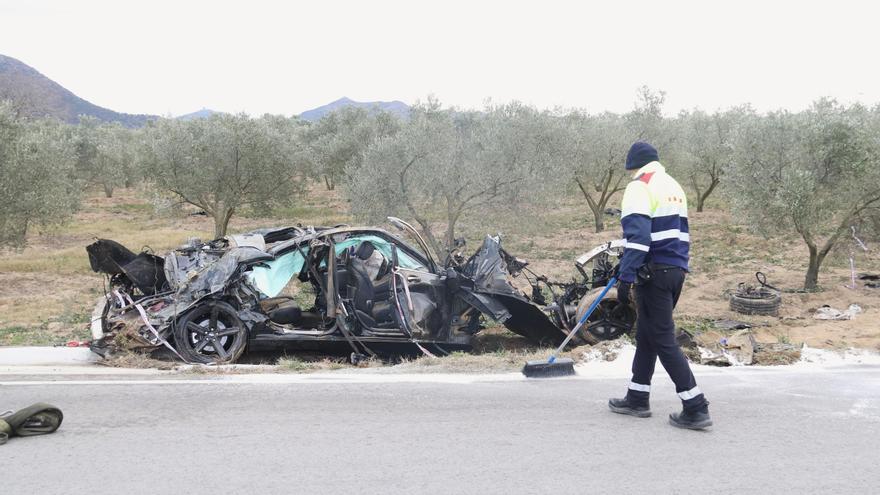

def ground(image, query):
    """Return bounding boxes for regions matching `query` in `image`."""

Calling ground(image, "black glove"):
[610,264,621,279]
[617,281,632,306]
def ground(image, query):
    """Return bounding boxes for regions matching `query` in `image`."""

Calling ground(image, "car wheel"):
[574,287,636,343]
[174,301,247,364]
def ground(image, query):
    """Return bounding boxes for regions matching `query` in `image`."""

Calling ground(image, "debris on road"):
[0,403,63,445]
[813,304,863,321]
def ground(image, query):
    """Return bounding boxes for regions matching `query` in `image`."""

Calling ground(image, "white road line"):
[1,365,875,387]
[0,374,527,386]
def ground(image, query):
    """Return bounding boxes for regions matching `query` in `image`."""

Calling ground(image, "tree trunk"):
[323,174,335,191]
[804,244,824,290]
[696,178,720,213]
[444,224,455,254]
[576,177,609,233]
[591,204,605,233]
[103,183,114,198]
[213,208,234,239]
[443,199,465,256]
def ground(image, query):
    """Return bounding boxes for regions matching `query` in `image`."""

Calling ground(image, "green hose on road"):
[0,403,63,445]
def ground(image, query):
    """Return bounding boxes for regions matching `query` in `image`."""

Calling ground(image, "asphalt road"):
[2,366,879,494]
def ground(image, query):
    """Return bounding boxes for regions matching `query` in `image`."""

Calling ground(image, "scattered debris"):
[692,328,802,367]
[723,330,756,365]
[699,348,732,367]
[752,342,801,365]
[0,403,63,445]
[713,319,752,330]
[603,207,622,216]
[813,304,863,321]
[676,329,701,362]
[728,272,781,316]
[580,340,627,362]
[698,330,756,366]
[676,328,697,348]
[858,273,880,289]
[54,340,92,348]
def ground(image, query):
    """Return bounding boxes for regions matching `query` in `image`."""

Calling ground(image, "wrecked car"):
[86,217,635,364]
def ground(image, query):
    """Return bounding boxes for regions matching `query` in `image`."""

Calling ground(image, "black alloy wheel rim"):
[184,306,242,360]
[585,301,635,340]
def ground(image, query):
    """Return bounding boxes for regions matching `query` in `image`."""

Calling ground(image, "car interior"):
[247,234,428,336]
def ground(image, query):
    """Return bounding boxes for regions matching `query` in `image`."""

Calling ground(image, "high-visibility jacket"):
[618,161,690,283]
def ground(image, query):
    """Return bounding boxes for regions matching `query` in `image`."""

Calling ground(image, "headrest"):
[355,241,376,260]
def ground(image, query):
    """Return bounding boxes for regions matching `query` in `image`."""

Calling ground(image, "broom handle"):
[548,277,618,363]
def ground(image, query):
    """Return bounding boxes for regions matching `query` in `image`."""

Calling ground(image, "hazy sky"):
[1,0,879,117]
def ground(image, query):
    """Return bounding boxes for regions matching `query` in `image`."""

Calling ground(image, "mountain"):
[176,108,221,120]
[299,97,410,122]
[0,53,157,127]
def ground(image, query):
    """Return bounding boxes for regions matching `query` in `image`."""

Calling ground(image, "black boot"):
[669,402,712,430]
[608,394,651,418]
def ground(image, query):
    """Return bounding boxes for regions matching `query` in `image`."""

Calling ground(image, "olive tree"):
[556,87,671,233]
[304,107,399,190]
[75,118,140,198]
[0,102,81,246]
[142,113,307,238]
[727,99,879,290]
[347,100,556,257]
[557,111,630,232]
[676,107,750,212]
[627,86,671,147]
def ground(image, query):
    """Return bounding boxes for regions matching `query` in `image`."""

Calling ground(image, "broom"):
[522,277,618,378]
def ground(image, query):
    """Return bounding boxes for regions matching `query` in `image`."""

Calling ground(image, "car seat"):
[346,241,397,328]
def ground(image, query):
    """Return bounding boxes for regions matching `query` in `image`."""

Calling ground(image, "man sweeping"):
[607,142,712,430]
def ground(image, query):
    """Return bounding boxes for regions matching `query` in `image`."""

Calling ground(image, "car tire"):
[573,287,636,344]
[729,291,781,316]
[173,301,248,364]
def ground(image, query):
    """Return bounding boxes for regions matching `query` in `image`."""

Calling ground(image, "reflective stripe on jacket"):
[617,161,689,283]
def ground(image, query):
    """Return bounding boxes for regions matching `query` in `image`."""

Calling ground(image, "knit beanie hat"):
[625,142,659,170]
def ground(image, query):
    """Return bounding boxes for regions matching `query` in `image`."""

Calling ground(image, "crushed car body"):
[86,218,635,364]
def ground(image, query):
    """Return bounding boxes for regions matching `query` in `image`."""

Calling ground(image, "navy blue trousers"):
[627,265,707,411]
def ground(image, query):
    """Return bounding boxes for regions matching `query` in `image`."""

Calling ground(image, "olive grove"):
[5,91,880,290]
[74,117,141,198]
[141,113,308,238]
[347,100,560,258]
[675,108,749,212]
[726,100,880,290]
[303,106,399,190]
[559,87,671,232]
[0,101,81,246]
